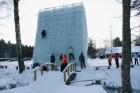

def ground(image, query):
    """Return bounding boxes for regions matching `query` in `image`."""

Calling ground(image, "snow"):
[32,72,64,93]
[57,85,106,93]
[87,58,140,90]
[0,58,140,93]
[0,71,106,93]
[33,3,88,65]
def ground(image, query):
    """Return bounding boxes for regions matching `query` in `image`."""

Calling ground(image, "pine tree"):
[113,37,122,47]
[87,39,96,58]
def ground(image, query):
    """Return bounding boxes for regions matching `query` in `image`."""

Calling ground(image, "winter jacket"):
[62,54,67,64]
[79,54,85,62]
[108,57,112,64]
[50,55,55,63]
[134,53,138,59]
[59,54,63,61]
[114,53,119,60]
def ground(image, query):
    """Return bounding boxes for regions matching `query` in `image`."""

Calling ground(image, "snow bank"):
[56,85,106,93]
[0,72,64,93]
[32,72,64,93]
[88,58,140,90]
[0,70,107,93]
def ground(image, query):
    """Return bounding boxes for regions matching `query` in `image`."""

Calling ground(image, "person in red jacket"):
[61,54,68,72]
[114,53,119,68]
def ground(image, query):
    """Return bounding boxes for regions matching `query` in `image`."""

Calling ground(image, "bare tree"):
[131,0,140,15]
[0,0,12,18]
[13,0,25,73]
[122,0,132,93]
[1,0,25,73]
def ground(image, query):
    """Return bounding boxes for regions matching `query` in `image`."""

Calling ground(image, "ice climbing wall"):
[33,3,88,65]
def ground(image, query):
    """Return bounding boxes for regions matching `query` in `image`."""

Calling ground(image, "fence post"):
[74,64,76,72]
[41,66,43,76]
[54,65,56,71]
[34,70,37,81]
[46,65,48,72]
[64,72,66,82]
[70,65,72,72]
[51,64,53,71]
[67,67,69,76]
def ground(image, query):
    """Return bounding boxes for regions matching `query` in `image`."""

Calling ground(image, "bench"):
[0,65,7,69]
[93,66,110,70]
[32,63,57,81]
[71,78,106,85]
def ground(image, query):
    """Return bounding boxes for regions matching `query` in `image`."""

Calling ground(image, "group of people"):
[108,53,120,68]
[50,48,86,72]
[108,52,139,68]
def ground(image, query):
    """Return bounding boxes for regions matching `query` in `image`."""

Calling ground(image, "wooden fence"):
[63,63,76,85]
[32,63,56,81]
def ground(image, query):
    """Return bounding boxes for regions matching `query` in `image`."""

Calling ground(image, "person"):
[130,55,133,64]
[33,63,40,69]
[59,53,63,67]
[79,52,86,69]
[114,53,119,68]
[50,53,55,70]
[108,55,112,67]
[61,54,68,72]
[134,53,139,66]
[59,53,63,62]
[41,30,46,39]
[69,47,75,61]
[50,53,55,63]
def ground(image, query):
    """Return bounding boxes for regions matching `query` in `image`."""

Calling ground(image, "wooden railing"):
[63,63,76,85]
[32,63,56,81]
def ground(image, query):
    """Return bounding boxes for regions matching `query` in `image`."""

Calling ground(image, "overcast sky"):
[0,0,140,48]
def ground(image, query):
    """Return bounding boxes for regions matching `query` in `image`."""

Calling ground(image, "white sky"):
[0,0,140,48]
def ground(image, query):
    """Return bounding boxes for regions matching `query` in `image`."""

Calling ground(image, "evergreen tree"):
[87,39,97,58]
[0,39,34,59]
[113,37,122,47]
[0,39,6,57]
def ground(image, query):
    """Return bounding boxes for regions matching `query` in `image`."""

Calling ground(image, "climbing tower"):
[33,3,88,65]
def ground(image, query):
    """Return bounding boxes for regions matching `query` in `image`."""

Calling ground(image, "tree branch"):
[115,0,122,4]
[131,25,140,30]
[131,0,140,8]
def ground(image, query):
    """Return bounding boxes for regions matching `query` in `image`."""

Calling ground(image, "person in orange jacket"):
[108,55,112,67]
[61,54,68,72]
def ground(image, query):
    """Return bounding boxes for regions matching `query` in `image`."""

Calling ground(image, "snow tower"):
[33,3,88,65]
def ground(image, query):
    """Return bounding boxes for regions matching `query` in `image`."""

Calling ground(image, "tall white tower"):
[33,3,88,65]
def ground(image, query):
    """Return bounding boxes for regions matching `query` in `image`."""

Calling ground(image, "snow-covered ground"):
[0,60,33,91]
[87,58,140,90]
[0,58,140,93]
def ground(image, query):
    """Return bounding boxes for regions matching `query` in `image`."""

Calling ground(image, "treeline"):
[0,39,33,58]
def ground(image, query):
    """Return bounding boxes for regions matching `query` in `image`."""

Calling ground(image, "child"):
[108,55,112,67]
